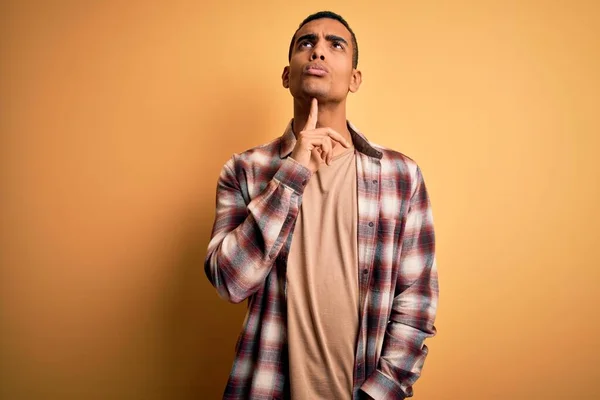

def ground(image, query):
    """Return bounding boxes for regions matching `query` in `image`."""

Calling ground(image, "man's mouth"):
[304,63,329,77]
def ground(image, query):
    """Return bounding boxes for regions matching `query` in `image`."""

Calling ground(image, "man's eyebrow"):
[295,33,349,46]
[325,34,348,46]
[295,33,318,45]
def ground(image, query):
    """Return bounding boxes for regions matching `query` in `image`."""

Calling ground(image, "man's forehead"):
[295,18,351,41]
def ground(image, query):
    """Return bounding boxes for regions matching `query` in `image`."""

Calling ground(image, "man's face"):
[283,18,361,103]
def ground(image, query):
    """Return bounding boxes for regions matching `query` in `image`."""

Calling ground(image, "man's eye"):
[300,41,313,48]
[332,41,343,49]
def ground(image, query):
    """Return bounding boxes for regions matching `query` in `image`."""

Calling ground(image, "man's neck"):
[291,98,353,153]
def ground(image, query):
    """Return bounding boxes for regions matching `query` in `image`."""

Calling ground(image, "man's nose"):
[310,44,325,61]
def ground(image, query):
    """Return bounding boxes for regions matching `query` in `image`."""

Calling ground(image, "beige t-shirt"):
[286,146,360,399]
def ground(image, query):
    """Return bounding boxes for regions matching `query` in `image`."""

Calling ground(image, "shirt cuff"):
[273,157,312,194]
[360,370,407,400]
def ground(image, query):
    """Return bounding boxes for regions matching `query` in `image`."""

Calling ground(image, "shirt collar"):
[278,119,383,159]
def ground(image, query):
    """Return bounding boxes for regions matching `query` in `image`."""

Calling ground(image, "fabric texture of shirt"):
[204,120,438,400]
[286,145,359,400]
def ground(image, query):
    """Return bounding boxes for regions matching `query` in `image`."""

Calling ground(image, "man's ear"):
[349,69,362,93]
[282,66,290,89]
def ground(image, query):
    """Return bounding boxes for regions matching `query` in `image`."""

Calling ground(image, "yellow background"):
[1,1,599,399]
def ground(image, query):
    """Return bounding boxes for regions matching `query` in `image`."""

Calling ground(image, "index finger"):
[304,98,318,131]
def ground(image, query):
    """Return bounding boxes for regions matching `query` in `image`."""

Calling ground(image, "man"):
[204,11,438,400]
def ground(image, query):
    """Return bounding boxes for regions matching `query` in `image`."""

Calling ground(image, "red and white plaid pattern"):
[205,120,438,399]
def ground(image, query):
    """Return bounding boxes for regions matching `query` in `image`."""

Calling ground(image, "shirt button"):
[368,222,374,227]
[362,269,368,275]
[372,179,378,184]
[301,179,307,186]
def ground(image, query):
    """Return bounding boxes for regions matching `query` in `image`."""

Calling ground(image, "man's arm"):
[204,100,350,304]
[204,155,311,304]
[361,165,439,399]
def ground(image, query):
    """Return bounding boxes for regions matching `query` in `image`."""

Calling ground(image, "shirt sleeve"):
[360,165,439,399]
[204,155,312,303]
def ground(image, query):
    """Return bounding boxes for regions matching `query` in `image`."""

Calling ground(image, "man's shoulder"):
[225,136,282,163]
[370,141,420,173]
[350,121,419,173]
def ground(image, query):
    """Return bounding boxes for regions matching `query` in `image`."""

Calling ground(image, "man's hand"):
[289,98,351,173]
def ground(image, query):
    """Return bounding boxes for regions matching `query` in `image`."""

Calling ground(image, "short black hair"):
[288,11,359,69]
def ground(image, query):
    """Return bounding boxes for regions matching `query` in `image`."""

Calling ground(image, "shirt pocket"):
[371,218,400,293]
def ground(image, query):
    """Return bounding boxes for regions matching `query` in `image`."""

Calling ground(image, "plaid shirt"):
[205,120,438,400]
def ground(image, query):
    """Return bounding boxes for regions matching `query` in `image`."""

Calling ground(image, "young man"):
[205,11,438,400]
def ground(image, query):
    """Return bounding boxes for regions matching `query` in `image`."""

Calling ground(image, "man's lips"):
[304,63,329,77]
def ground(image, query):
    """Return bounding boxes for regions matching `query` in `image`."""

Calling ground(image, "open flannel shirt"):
[205,120,438,400]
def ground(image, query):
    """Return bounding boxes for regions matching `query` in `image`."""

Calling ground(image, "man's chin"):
[298,86,329,101]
